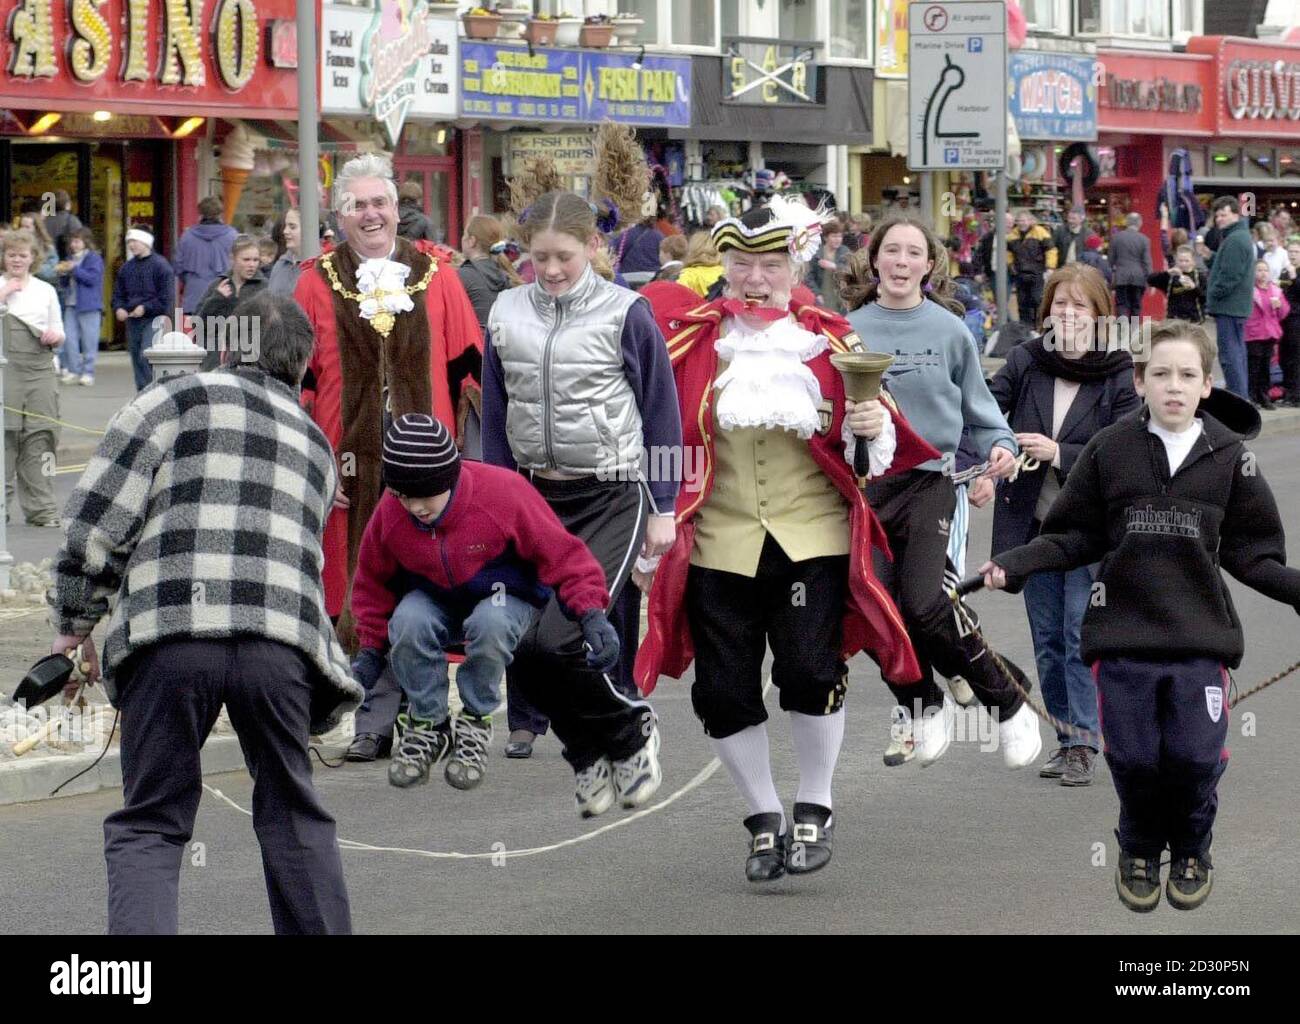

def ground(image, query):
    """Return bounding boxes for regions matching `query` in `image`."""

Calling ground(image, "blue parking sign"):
[944,148,960,165]
[969,37,983,53]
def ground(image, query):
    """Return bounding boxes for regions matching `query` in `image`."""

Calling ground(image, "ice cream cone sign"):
[219,124,259,223]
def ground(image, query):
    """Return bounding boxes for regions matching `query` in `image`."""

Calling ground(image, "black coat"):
[994,393,1300,669]
[987,339,1142,555]
[1147,267,1207,322]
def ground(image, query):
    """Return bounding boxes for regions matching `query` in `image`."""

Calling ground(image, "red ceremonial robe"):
[634,288,940,694]
[295,239,483,619]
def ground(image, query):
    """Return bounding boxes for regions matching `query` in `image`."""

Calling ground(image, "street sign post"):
[908,2,1008,170]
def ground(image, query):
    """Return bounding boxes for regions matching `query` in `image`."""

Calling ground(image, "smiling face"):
[1047,281,1097,357]
[1015,212,1033,233]
[395,490,451,524]
[1067,209,1084,230]
[723,250,797,314]
[340,176,397,259]
[1136,338,1212,433]
[872,224,934,308]
[529,227,600,297]
[283,210,301,254]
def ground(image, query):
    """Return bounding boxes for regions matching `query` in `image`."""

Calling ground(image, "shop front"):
[0,0,298,283]
[677,41,871,228]
[457,40,691,225]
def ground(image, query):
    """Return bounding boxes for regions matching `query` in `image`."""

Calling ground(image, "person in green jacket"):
[1199,196,1256,399]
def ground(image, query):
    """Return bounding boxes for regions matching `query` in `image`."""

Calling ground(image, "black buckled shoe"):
[786,802,834,875]
[744,813,789,883]
[345,732,392,763]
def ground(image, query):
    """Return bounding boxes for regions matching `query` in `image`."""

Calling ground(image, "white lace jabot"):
[713,316,828,439]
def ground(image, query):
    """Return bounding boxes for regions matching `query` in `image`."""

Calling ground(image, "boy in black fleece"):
[978,320,1300,913]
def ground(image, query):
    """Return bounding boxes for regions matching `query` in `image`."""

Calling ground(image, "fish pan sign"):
[908,2,1008,170]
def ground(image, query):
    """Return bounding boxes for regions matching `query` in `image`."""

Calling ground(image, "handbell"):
[830,351,895,478]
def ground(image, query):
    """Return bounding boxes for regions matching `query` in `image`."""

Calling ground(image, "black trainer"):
[387,714,451,789]
[743,813,789,883]
[1115,846,1162,913]
[786,802,834,875]
[1166,853,1213,910]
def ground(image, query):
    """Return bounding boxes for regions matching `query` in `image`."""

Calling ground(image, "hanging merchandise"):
[1161,149,1206,233]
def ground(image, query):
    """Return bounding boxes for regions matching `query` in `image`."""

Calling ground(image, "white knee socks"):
[789,709,845,811]
[713,724,783,828]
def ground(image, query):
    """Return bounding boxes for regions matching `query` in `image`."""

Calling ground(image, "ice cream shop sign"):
[0,0,299,117]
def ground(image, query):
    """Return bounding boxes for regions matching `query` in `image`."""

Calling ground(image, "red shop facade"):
[0,0,300,290]
[1096,36,1300,316]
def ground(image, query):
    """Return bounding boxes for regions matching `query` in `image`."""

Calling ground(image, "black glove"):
[580,610,621,675]
[350,648,385,691]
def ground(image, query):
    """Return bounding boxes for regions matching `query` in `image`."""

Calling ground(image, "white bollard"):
[143,329,207,382]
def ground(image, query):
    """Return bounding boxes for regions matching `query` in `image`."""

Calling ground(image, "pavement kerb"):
[0,735,248,807]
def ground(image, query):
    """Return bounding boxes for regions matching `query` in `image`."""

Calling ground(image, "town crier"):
[636,197,939,884]
[294,154,482,652]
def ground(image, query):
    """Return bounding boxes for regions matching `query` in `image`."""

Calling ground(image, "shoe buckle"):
[792,823,820,843]
[752,832,776,853]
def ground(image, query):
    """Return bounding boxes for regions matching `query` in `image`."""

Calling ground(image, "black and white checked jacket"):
[50,366,363,733]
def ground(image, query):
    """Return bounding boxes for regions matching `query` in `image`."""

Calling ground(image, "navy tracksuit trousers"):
[1094,657,1230,860]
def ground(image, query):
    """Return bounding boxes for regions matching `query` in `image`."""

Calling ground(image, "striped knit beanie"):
[382,414,460,498]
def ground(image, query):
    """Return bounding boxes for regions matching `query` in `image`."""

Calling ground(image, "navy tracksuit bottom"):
[1094,657,1230,860]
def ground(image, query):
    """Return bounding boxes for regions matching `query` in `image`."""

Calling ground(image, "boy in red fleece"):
[349,414,620,793]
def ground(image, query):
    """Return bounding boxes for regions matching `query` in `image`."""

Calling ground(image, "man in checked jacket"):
[48,292,363,935]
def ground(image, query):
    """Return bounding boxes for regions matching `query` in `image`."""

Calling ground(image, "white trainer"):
[612,721,662,809]
[574,758,616,818]
[999,703,1043,769]
[914,695,956,766]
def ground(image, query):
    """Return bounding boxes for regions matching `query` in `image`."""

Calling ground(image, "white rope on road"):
[200,681,769,863]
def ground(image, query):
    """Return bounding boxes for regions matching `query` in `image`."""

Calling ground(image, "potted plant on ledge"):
[580,13,614,48]
[524,13,559,46]
[463,7,502,39]
[494,5,532,39]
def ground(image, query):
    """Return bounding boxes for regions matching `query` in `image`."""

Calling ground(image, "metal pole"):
[298,1,321,261]
[920,171,933,225]
[0,314,13,590]
[995,166,1009,328]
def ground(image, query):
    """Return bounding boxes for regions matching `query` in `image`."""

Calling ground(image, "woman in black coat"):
[988,263,1141,787]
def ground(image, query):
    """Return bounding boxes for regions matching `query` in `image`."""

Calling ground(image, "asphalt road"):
[3,435,1299,935]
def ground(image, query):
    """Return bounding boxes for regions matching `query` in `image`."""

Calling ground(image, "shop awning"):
[237,119,384,152]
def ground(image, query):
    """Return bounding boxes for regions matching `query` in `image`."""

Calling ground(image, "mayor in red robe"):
[294,163,482,636]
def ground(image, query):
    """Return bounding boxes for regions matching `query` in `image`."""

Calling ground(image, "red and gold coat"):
[634,285,939,693]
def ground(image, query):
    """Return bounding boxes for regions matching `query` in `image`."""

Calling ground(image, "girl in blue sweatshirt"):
[844,213,1041,770]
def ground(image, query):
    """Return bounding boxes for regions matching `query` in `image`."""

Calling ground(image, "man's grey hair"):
[1126,212,1142,229]
[235,291,315,387]
[335,153,398,208]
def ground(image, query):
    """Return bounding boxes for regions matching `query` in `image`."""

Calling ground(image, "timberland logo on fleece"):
[49,956,151,1004]
[1125,504,1202,538]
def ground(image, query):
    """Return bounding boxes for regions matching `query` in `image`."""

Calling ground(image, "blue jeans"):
[1213,314,1248,399]
[61,309,102,377]
[126,316,153,390]
[388,589,537,724]
[1023,566,1100,750]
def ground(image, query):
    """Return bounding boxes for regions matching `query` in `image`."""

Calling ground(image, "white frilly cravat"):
[714,316,828,439]
[355,256,415,323]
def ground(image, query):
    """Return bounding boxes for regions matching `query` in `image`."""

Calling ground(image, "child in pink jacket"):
[1246,259,1290,409]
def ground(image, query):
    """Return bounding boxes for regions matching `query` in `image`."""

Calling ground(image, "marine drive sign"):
[0,0,299,117]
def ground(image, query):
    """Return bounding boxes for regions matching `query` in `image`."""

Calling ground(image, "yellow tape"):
[1,406,107,435]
